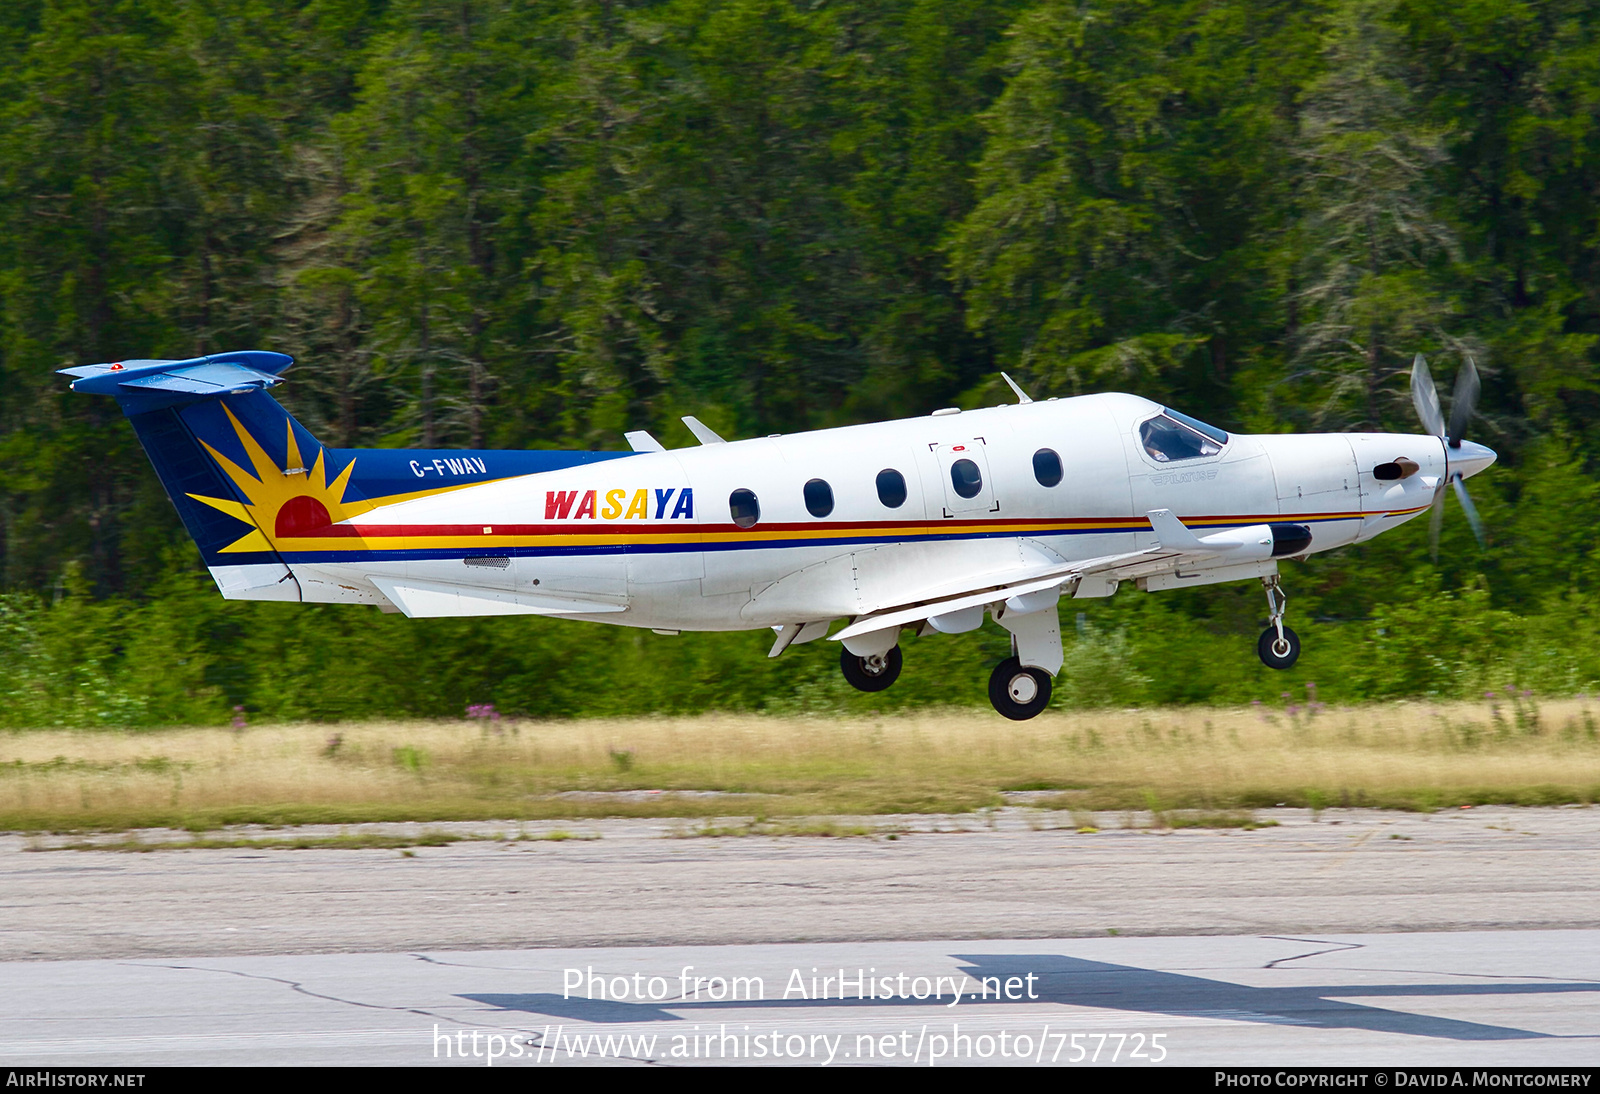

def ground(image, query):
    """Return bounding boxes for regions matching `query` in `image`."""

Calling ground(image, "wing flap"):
[832,511,1267,643]
[833,572,1078,643]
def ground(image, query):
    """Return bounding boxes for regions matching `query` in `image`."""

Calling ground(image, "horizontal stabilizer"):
[60,351,292,389]
[60,352,294,411]
[117,362,282,396]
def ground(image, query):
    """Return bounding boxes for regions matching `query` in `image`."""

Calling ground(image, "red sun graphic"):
[276,495,333,537]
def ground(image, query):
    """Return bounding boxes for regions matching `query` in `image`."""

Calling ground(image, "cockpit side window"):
[1163,407,1228,445]
[1140,411,1226,463]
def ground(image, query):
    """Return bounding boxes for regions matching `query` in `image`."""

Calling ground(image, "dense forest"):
[3,0,1600,725]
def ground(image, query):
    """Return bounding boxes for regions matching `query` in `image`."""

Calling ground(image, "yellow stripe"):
[270,510,1434,555]
[278,512,1403,553]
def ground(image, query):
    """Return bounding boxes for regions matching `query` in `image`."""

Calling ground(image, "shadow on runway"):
[462,952,1600,1040]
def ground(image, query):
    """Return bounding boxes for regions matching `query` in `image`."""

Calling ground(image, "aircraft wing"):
[832,510,1276,643]
[831,548,1171,643]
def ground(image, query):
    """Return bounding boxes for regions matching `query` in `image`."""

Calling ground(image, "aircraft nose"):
[1447,439,1496,480]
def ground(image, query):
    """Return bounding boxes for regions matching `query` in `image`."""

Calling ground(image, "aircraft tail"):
[61,350,637,603]
[60,351,315,599]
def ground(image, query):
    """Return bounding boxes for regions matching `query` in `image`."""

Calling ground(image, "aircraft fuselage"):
[230,392,1461,631]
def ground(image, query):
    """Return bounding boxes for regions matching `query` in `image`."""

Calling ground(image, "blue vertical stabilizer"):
[60,350,636,600]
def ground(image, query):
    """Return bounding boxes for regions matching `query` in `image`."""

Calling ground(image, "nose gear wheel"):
[1257,625,1300,669]
[1257,575,1299,669]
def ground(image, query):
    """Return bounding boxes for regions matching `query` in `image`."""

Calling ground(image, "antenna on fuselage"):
[681,416,727,445]
[1000,372,1034,404]
[624,430,666,453]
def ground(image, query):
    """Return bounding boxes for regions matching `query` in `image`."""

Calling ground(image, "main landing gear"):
[840,644,902,692]
[988,657,1053,721]
[833,601,1064,719]
[1257,575,1300,670]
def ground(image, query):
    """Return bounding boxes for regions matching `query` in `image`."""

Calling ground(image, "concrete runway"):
[2,933,1598,1066]
[2,806,1598,960]
[2,806,1598,1065]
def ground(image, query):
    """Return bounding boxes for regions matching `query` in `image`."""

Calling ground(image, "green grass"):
[24,827,601,851]
[667,818,880,838]
[27,830,470,852]
[2,700,1598,831]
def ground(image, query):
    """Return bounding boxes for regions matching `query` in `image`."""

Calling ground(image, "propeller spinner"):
[1410,353,1495,557]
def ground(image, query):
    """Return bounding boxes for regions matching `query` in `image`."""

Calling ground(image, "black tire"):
[840,644,902,692]
[1257,625,1301,670]
[988,656,1053,720]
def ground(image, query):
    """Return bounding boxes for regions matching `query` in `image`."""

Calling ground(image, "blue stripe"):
[272,514,1370,565]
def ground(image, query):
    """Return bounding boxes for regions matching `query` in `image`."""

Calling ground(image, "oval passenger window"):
[876,469,907,509]
[729,488,760,529]
[803,478,834,518]
[950,458,982,499]
[1033,448,1063,488]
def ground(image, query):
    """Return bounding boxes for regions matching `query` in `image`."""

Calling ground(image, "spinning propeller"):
[1409,353,1492,557]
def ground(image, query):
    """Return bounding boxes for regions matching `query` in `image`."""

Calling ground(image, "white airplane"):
[62,352,1494,719]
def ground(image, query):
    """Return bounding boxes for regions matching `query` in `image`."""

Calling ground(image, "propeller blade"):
[1428,479,1445,562]
[1451,474,1486,549]
[1447,357,1480,448]
[1411,353,1444,438]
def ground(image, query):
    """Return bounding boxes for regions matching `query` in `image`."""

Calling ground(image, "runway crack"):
[1314,967,1600,984]
[120,960,546,1043]
[409,952,540,973]
[1261,936,1366,968]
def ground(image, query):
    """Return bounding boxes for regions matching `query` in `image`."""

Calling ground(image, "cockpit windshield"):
[1140,408,1228,462]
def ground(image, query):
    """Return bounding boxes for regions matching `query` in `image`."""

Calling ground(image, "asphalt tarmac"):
[2,932,1597,1066]
[3,806,1598,960]
[1,806,1596,1066]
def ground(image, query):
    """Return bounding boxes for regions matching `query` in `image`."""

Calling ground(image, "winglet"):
[624,430,666,453]
[1145,509,1204,550]
[681,416,727,445]
[1000,372,1034,404]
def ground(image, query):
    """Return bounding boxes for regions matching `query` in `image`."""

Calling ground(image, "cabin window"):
[803,478,834,518]
[1139,413,1225,463]
[729,488,760,528]
[876,468,907,509]
[950,458,983,498]
[1032,448,1063,488]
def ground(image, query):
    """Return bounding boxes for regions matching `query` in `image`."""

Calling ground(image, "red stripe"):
[332,519,1110,537]
[307,510,1378,539]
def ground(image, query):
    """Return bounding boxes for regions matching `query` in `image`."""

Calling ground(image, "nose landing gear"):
[1257,575,1300,670]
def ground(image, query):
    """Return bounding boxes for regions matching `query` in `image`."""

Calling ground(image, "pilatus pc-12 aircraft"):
[62,351,1494,719]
